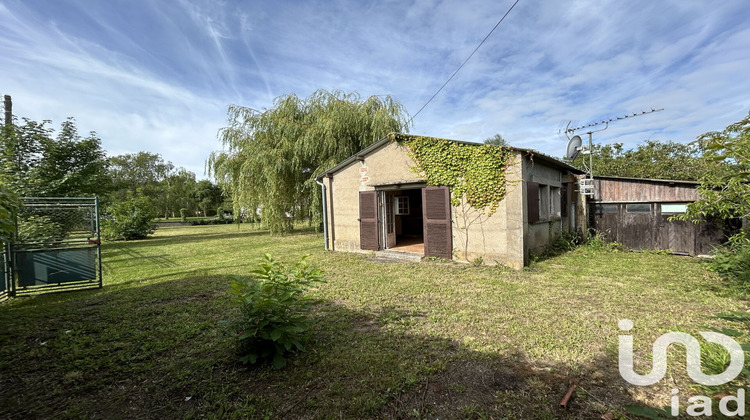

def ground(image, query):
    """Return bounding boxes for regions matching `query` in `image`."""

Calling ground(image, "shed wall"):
[593,178,699,202]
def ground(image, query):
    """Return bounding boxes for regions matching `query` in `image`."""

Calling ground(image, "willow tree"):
[208,89,411,234]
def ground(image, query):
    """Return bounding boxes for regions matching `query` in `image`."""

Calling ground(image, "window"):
[395,196,410,215]
[539,185,549,221]
[527,182,540,223]
[626,203,651,213]
[550,186,561,218]
[527,182,562,223]
[597,204,618,213]
[661,203,688,214]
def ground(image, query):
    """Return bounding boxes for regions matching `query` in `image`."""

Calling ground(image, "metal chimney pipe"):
[3,95,11,126]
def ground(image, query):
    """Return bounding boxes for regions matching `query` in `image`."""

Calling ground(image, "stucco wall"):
[522,154,567,260]
[324,141,423,252]
[450,150,525,269]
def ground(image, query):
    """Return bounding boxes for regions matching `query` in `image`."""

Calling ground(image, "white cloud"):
[0,0,748,179]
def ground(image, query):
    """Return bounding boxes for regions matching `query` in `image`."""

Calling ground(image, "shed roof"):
[316,133,584,180]
[592,175,699,185]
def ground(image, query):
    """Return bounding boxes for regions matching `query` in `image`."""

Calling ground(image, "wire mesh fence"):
[5,197,102,297]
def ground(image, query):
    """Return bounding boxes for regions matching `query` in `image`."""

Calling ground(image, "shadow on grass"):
[0,274,653,419]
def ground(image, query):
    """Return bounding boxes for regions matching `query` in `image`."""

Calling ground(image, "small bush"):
[710,233,750,285]
[228,254,325,368]
[190,218,235,226]
[584,231,625,252]
[101,194,157,240]
[179,208,188,222]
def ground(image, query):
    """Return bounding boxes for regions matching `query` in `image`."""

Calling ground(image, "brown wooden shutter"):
[527,182,540,223]
[359,191,379,250]
[422,186,452,259]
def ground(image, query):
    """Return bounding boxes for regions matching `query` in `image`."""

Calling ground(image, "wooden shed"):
[588,176,733,254]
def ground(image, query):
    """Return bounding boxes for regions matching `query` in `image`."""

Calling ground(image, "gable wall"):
[324,141,423,252]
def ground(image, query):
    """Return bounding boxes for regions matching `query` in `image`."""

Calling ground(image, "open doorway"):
[381,189,424,254]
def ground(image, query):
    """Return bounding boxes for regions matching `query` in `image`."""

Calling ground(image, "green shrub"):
[584,231,625,252]
[710,233,750,285]
[179,208,188,222]
[190,218,234,226]
[101,194,157,240]
[228,254,325,368]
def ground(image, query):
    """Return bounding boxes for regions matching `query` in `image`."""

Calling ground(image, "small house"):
[316,134,585,268]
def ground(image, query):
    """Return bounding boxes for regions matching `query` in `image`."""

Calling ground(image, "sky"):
[1,0,749,179]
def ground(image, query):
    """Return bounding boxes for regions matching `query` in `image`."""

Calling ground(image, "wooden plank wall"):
[593,178,699,202]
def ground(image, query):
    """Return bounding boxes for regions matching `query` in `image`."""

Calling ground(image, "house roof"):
[316,133,584,180]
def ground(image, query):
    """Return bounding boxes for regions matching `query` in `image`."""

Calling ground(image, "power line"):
[408,0,521,125]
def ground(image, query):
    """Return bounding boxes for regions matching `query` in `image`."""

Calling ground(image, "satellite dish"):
[566,135,582,160]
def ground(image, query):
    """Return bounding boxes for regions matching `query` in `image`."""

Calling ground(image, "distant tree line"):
[566,139,724,181]
[0,115,226,240]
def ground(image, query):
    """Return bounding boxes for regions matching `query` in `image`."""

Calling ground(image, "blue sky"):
[1,0,749,178]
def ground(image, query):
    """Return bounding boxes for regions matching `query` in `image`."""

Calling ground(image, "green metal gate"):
[8,197,102,297]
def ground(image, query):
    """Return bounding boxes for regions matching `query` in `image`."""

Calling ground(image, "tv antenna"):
[561,108,664,196]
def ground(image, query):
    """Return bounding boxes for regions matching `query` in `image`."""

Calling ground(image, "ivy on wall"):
[392,133,514,216]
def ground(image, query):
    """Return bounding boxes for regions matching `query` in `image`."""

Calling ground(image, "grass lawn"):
[0,224,747,419]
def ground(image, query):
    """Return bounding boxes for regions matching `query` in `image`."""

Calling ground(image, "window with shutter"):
[422,186,452,259]
[527,182,540,223]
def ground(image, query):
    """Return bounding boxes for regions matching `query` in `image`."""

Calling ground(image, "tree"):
[0,118,44,195]
[108,152,198,218]
[108,152,174,201]
[676,111,750,283]
[192,180,223,216]
[159,168,197,218]
[483,134,508,147]
[0,117,111,197]
[209,89,411,234]
[33,118,111,196]
[567,140,712,181]
[0,184,18,243]
[679,112,749,224]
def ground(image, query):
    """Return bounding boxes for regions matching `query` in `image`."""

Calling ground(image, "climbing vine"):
[393,133,514,216]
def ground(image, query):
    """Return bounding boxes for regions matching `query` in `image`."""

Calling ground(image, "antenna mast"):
[563,108,664,196]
